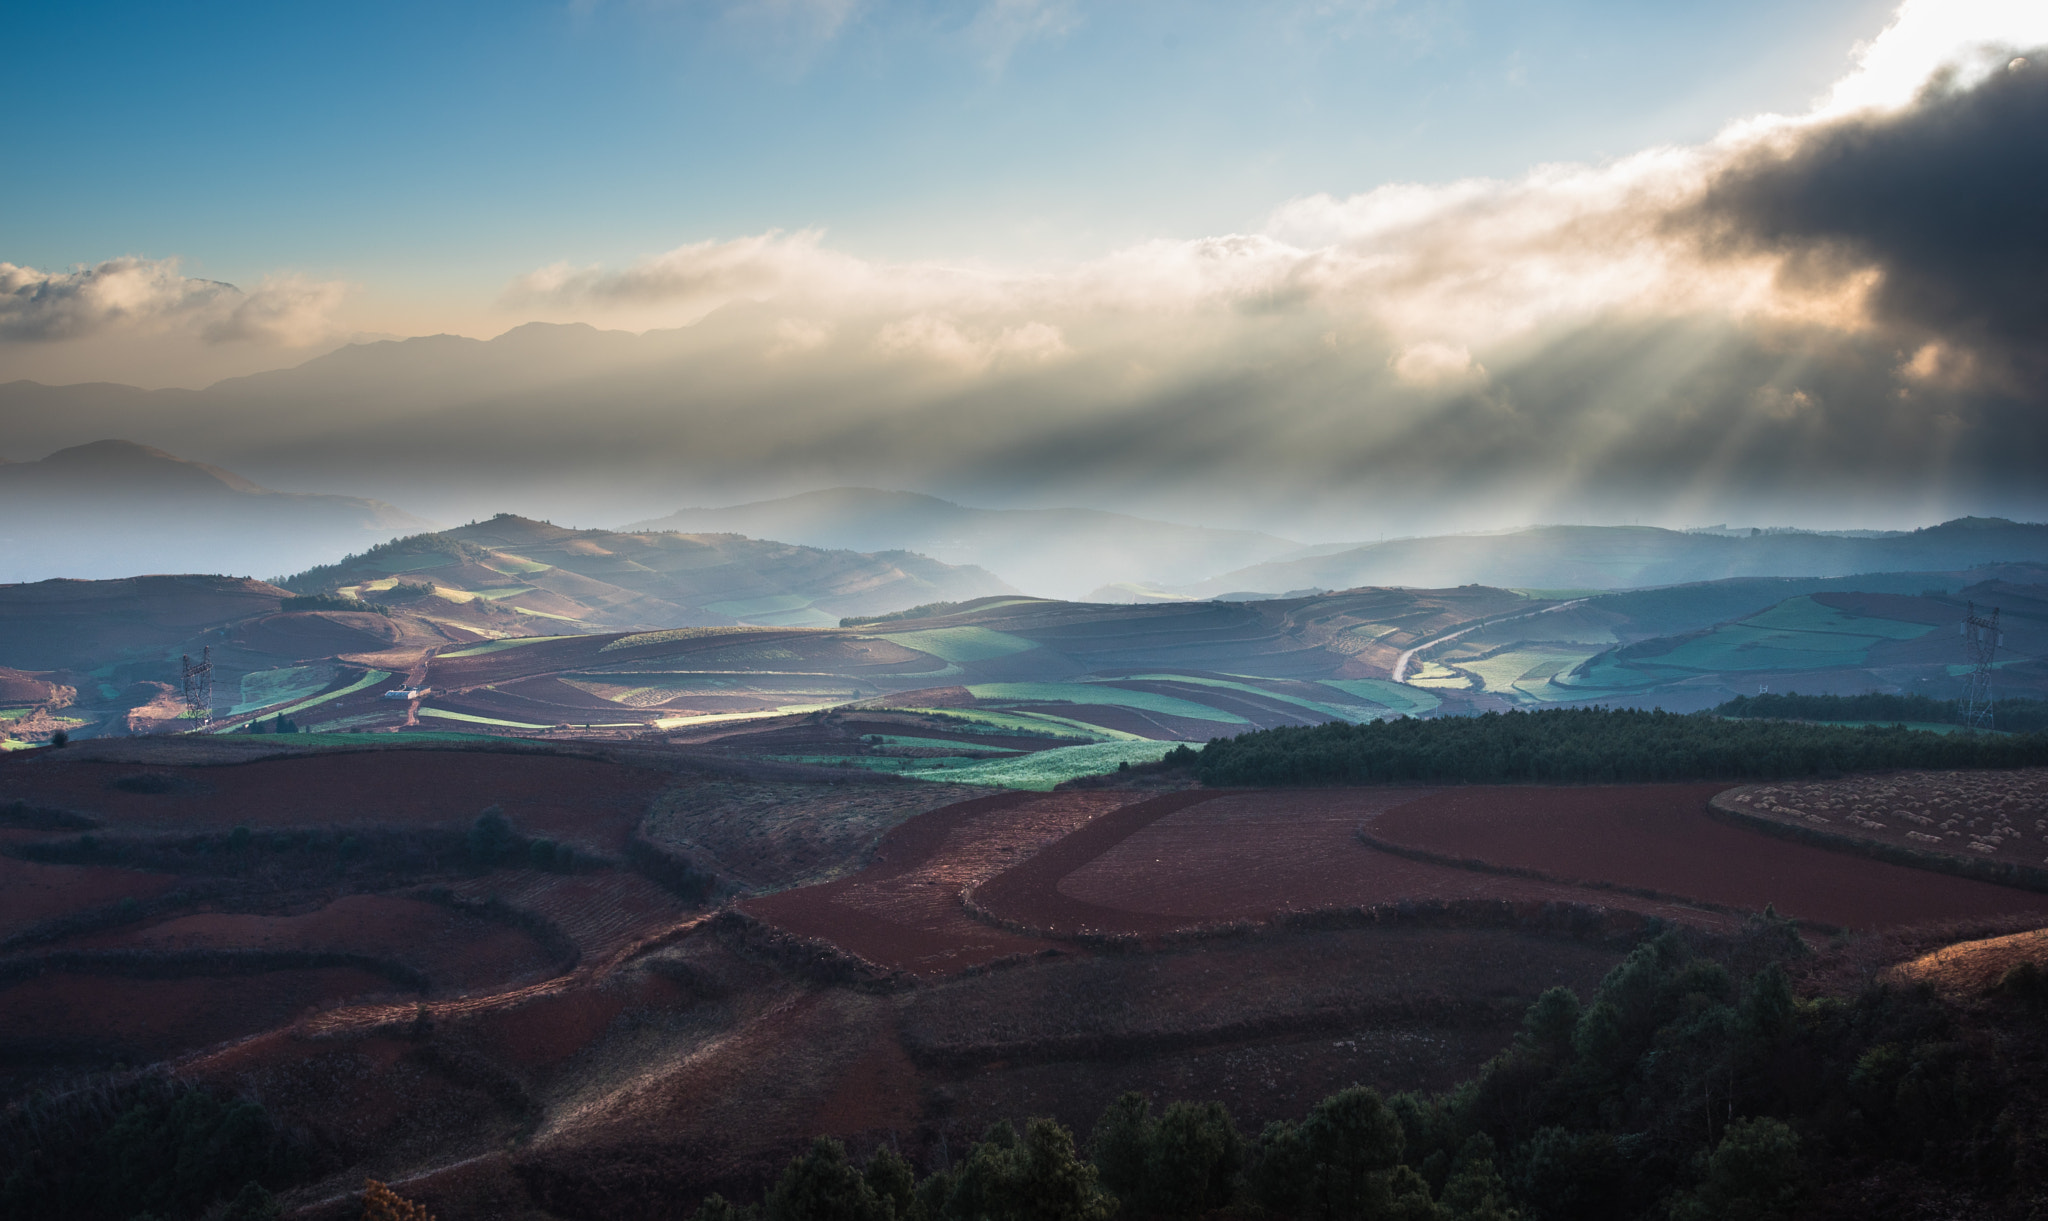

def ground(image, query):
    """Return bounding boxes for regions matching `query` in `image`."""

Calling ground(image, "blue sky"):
[8,0,1894,290]
[2,0,2042,536]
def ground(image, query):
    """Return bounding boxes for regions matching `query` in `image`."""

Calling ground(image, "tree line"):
[1714,691,2048,734]
[1175,707,2048,787]
[691,914,2037,1220]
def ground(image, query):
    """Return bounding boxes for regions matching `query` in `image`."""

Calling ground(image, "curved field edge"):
[1706,789,2048,895]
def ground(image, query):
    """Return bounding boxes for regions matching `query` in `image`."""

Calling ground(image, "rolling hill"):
[623,488,1304,600]
[0,440,432,583]
[1191,519,2048,596]
[283,513,1017,634]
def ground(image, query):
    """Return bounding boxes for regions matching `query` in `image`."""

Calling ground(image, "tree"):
[767,1138,891,1221]
[1438,1136,1517,1221]
[1253,1087,1430,1221]
[467,807,515,869]
[221,1180,282,1221]
[866,1146,917,1220]
[943,1119,1115,1221]
[1088,1093,1153,1206]
[1668,1118,1802,1221]
[1145,1101,1241,1217]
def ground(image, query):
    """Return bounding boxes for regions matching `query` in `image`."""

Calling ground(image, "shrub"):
[362,1179,437,1221]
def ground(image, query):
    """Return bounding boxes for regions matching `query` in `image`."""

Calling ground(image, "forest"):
[1714,692,2048,734]
[1182,708,2048,787]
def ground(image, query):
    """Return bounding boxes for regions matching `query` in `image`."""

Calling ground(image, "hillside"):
[624,488,1303,600]
[1193,519,2048,596]
[0,440,432,583]
[284,513,1016,633]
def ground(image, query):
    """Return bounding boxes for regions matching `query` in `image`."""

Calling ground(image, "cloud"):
[1687,51,2048,392]
[0,257,346,347]
[462,12,2048,528]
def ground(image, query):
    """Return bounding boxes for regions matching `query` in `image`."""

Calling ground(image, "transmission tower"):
[180,646,215,729]
[1959,602,2002,732]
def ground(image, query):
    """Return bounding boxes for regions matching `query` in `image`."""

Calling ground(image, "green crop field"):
[1403,661,1472,689]
[905,739,1181,790]
[900,706,1129,741]
[598,626,781,653]
[1560,593,1949,691]
[481,555,552,575]
[1458,645,1606,701]
[1740,596,1937,640]
[700,595,835,629]
[1316,679,1441,716]
[864,734,1026,753]
[877,626,1039,663]
[1118,674,1380,722]
[233,665,334,715]
[254,669,392,722]
[966,682,1249,724]
[513,606,582,622]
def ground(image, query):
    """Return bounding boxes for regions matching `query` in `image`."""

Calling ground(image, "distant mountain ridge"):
[624,488,1303,600]
[0,440,433,583]
[1191,519,2048,596]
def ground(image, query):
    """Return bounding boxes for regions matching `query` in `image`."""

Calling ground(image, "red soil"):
[1027,790,1732,935]
[0,967,398,1066]
[0,750,667,852]
[234,611,406,659]
[0,854,180,940]
[1369,784,2048,930]
[62,894,559,990]
[741,790,1144,975]
[444,868,690,963]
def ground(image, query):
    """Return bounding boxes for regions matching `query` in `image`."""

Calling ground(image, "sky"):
[1,0,2044,536]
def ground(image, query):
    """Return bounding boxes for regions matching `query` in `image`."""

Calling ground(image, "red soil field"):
[0,967,400,1068]
[62,894,560,991]
[0,854,180,940]
[233,611,409,658]
[1022,790,1732,935]
[0,749,668,852]
[1368,784,2048,930]
[445,868,689,963]
[741,789,1144,975]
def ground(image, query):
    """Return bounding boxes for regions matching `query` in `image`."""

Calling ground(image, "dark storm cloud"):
[1689,53,2048,390]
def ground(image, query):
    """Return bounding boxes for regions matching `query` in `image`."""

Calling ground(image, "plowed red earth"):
[62,894,559,990]
[0,968,398,1066]
[1367,784,2048,930]
[1007,790,1733,935]
[0,750,665,852]
[0,854,180,940]
[740,790,1144,975]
